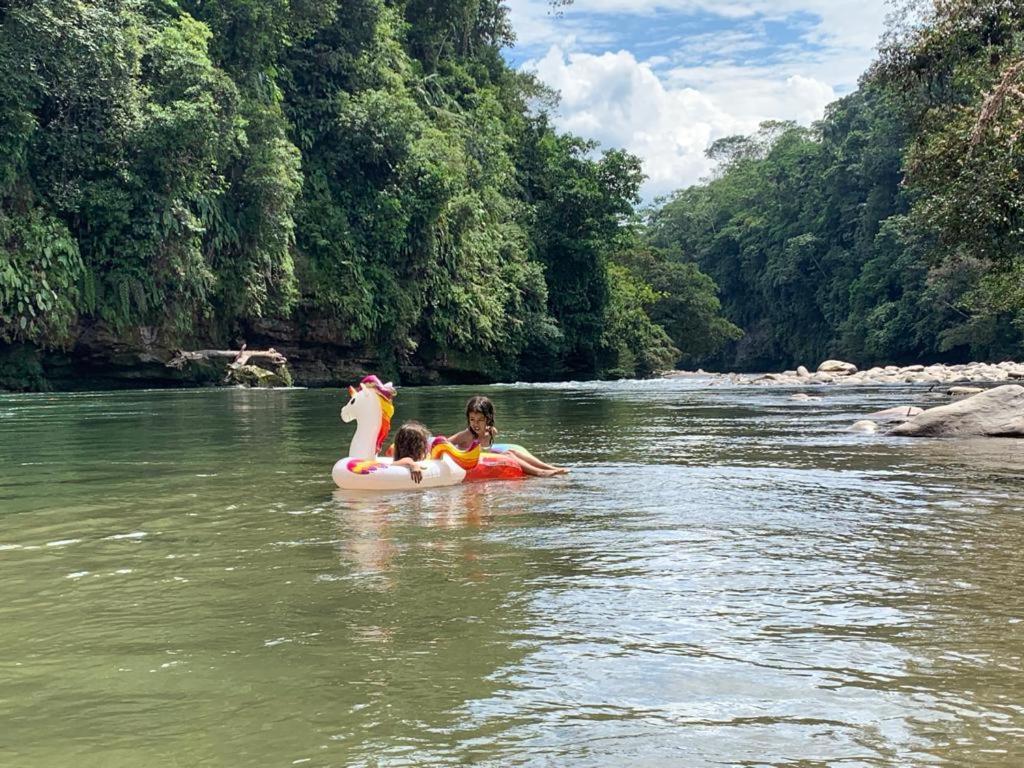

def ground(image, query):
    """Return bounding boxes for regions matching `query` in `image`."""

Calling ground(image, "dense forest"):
[649,0,1024,371]
[0,0,733,389]
[1,0,1022,390]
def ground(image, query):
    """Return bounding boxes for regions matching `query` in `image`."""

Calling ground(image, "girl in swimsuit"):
[449,396,568,477]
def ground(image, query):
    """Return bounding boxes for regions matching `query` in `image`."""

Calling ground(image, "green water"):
[1,380,1023,767]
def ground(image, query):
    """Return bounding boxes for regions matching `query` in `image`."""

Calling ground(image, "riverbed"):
[1,379,1022,766]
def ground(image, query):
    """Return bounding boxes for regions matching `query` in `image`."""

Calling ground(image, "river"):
[1,378,1022,767]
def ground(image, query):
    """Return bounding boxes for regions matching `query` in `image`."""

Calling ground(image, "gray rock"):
[888,385,1024,438]
[818,359,858,375]
[796,365,811,377]
[864,406,924,422]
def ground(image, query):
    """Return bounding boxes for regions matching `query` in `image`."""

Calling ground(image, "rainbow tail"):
[429,437,480,469]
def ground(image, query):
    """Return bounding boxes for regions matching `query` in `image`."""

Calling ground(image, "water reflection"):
[321,484,552,765]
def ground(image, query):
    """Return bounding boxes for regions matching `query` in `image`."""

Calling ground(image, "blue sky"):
[504,0,890,198]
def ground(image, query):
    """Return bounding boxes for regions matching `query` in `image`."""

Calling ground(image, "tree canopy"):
[5,0,1020,389]
[0,0,736,387]
[648,0,1024,370]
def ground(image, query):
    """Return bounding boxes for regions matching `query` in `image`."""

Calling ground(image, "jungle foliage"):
[0,0,733,384]
[648,0,1024,370]
[5,0,1019,384]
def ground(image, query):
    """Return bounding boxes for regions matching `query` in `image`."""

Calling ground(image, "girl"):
[392,420,431,484]
[450,396,568,477]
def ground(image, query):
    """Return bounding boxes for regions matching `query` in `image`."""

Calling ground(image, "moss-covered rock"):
[228,364,290,388]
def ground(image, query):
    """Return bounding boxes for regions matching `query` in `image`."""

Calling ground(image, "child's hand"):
[410,464,423,484]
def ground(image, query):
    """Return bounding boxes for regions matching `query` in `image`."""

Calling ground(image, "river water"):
[1,378,1022,767]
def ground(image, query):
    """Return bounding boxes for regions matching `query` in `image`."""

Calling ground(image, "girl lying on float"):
[331,376,565,491]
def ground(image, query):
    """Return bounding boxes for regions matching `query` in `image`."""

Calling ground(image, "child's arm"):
[449,429,472,450]
[393,457,424,484]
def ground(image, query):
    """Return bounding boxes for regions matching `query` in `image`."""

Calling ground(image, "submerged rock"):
[849,420,879,433]
[888,385,1024,438]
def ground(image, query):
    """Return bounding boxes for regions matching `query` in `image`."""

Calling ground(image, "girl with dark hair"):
[450,396,568,477]
[392,421,431,484]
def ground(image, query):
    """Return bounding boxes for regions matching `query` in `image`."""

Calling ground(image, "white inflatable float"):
[331,376,523,491]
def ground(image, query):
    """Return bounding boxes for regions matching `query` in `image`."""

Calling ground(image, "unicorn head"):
[341,375,396,458]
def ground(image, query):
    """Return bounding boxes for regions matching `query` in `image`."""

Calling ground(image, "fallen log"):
[166,347,287,371]
[165,346,292,387]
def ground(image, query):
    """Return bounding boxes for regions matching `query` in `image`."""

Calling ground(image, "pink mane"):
[361,375,396,400]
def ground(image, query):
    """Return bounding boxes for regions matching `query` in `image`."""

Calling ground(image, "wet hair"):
[394,421,430,462]
[465,396,495,437]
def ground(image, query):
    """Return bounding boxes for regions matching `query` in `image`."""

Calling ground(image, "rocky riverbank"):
[668,359,1024,388]
[665,360,1024,438]
[0,317,488,392]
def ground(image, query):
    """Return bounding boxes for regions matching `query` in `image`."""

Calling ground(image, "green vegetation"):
[0,0,734,388]
[648,0,1024,370]
[4,0,1022,389]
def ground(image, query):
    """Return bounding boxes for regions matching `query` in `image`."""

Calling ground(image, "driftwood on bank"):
[165,346,292,386]
[166,347,287,371]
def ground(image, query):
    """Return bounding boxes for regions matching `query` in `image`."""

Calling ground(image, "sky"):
[504,0,891,199]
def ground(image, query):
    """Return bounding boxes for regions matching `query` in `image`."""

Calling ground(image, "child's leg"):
[511,453,558,477]
[508,449,568,475]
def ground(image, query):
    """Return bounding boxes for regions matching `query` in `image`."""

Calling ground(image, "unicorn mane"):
[357,375,396,455]
[429,436,480,470]
[375,395,394,455]
[361,375,396,400]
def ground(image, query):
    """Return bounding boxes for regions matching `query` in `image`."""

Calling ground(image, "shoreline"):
[665,360,1024,388]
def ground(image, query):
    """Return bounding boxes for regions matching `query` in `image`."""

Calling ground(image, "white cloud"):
[508,0,889,198]
[527,47,837,198]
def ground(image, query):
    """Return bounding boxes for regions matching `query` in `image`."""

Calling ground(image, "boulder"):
[756,373,801,384]
[888,384,1024,438]
[796,365,811,377]
[849,420,878,433]
[818,359,858,375]
[229,364,290,388]
[864,406,924,422]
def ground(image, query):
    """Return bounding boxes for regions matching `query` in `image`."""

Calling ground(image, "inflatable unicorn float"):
[332,375,525,490]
